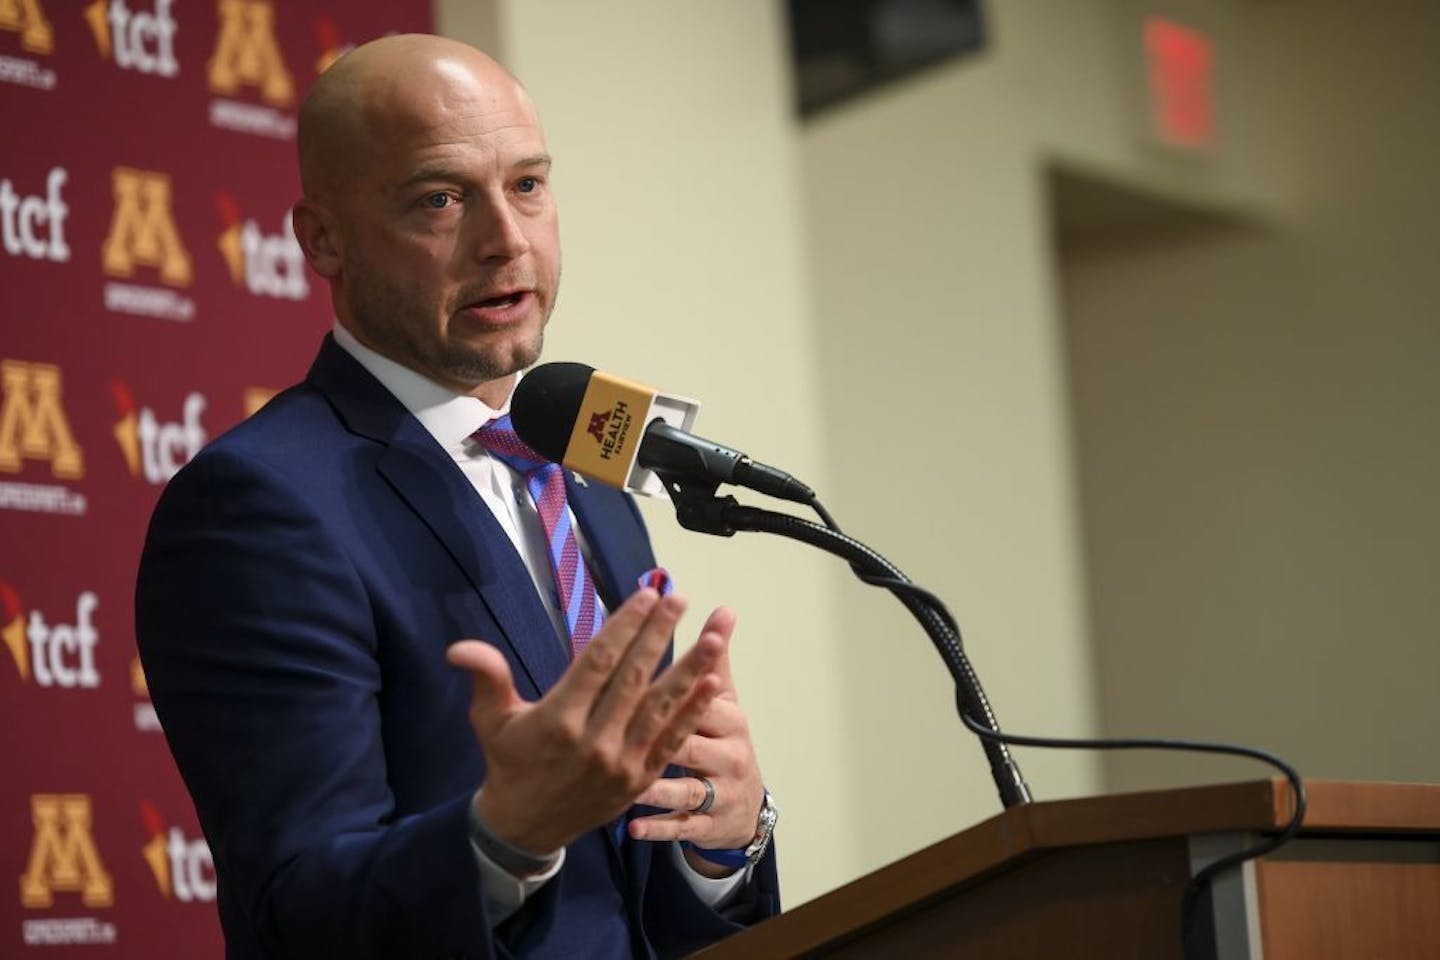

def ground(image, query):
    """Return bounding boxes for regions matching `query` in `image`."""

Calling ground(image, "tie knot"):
[473,414,554,478]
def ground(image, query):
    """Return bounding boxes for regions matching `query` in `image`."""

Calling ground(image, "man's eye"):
[424,192,455,209]
[516,177,538,194]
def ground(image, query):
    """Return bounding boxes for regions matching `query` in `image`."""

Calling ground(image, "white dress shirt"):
[331,324,747,925]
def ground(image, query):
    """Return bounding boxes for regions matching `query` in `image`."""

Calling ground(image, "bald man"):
[137,34,778,959]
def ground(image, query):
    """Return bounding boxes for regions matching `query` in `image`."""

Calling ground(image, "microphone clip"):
[654,469,741,537]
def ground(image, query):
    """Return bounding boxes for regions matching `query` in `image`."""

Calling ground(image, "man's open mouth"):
[461,289,534,324]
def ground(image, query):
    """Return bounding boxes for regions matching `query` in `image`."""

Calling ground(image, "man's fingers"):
[621,607,735,750]
[664,730,726,772]
[588,593,688,729]
[627,810,711,844]
[623,628,724,751]
[692,695,748,739]
[642,669,724,773]
[550,588,661,705]
[447,640,523,738]
[634,776,712,813]
[696,607,739,698]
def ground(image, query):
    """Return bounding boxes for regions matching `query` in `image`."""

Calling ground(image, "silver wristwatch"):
[743,791,779,866]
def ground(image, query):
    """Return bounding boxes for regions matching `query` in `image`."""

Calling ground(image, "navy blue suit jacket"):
[136,336,779,958]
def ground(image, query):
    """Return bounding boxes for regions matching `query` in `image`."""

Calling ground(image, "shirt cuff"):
[670,840,752,910]
[468,789,565,926]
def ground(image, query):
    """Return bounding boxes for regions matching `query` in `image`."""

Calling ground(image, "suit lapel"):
[306,336,570,697]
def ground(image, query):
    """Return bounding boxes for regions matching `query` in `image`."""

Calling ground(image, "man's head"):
[292,34,558,404]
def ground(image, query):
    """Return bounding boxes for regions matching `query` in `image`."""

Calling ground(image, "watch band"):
[742,789,778,863]
[685,789,778,869]
[469,798,560,878]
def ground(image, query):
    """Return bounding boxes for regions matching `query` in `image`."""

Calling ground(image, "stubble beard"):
[343,266,549,391]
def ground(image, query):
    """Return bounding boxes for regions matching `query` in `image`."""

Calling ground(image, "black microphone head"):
[510,362,595,462]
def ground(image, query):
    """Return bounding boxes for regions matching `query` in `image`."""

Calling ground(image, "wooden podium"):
[695,779,1440,959]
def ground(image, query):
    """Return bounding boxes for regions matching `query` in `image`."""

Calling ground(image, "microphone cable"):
[747,493,1306,958]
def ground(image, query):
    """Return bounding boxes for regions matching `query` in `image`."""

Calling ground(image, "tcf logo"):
[311,13,349,75]
[216,190,308,301]
[1,166,69,263]
[1,582,101,689]
[208,0,292,105]
[0,359,84,480]
[110,380,207,484]
[85,0,179,77]
[140,802,215,902]
[0,0,53,55]
[19,795,114,909]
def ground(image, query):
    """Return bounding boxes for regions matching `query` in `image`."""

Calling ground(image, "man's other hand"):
[627,624,766,878]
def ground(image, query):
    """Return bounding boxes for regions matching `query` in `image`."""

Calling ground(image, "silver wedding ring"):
[689,775,716,814]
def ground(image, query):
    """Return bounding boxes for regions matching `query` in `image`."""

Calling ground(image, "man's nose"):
[472,193,531,261]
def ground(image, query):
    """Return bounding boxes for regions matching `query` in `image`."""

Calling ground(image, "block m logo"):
[208,0,293,106]
[0,360,84,479]
[0,0,53,55]
[101,167,193,287]
[19,794,114,908]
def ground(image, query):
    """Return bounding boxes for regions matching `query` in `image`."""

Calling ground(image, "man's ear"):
[291,199,342,279]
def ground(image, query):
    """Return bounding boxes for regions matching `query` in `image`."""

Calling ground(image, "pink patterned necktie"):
[473,415,604,657]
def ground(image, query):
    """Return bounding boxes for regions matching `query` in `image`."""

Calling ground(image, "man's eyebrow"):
[397,155,553,191]
[397,166,460,190]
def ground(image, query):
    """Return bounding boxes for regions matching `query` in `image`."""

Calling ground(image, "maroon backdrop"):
[2,1,432,953]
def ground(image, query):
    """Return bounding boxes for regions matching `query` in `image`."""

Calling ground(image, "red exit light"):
[1145,16,1217,150]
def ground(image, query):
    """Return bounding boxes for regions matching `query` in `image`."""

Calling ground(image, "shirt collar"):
[331,321,510,453]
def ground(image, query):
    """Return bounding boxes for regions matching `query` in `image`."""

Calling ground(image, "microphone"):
[510,362,814,504]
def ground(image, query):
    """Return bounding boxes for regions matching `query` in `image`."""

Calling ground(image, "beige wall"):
[1061,0,1440,791]
[798,5,1116,872]
[802,0,1440,871]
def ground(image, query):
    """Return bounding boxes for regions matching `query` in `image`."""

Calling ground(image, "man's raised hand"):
[446,589,733,856]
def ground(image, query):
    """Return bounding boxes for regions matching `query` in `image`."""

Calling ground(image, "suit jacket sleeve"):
[136,446,498,959]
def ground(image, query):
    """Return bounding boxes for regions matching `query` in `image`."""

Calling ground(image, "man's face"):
[329,63,560,398]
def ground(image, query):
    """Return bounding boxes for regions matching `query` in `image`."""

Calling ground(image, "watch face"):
[744,794,778,863]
